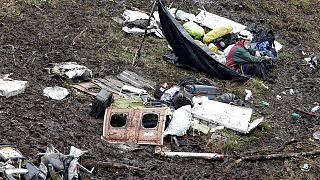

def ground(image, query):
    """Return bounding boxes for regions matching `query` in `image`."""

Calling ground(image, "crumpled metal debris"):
[46,62,92,81]
[43,86,69,100]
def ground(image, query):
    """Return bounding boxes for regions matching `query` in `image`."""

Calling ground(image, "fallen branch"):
[291,106,320,117]
[235,150,320,164]
[241,138,298,156]
[83,160,144,172]
[72,27,88,46]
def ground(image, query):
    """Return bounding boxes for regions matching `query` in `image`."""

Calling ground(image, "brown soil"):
[0,0,320,179]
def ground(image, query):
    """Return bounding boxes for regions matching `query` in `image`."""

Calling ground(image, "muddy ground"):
[0,0,320,179]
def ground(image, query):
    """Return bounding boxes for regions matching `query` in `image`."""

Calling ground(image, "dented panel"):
[102,107,167,145]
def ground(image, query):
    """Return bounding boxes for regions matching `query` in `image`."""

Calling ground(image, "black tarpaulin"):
[157,0,249,80]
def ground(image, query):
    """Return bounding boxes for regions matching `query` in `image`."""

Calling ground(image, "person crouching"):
[226,30,272,79]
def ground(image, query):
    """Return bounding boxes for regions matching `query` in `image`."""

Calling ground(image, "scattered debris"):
[291,113,301,118]
[154,146,224,161]
[46,62,92,81]
[122,10,163,38]
[117,70,156,90]
[191,96,264,133]
[245,89,252,101]
[291,106,320,117]
[311,105,320,113]
[0,74,28,98]
[313,131,320,140]
[164,105,191,137]
[304,56,317,69]
[167,8,196,22]
[190,118,224,135]
[43,86,69,100]
[121,85,147,95]
[262,101,269,107]
[276,95,282,100]
[0,145,27,179]
[38,145,94,179]
[300,163,311,172]
[289,88,294,95]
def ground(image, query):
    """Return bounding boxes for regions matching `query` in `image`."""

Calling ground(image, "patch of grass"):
[300,174,312,180]
[257,121,272,132]
[17,0,59,6]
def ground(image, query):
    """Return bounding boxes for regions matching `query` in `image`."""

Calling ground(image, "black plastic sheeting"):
[157,0,249,80]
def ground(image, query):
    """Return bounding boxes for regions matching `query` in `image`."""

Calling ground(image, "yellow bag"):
[208,43,223,54]
[194,40,204,46]
[203,25,233,44]
[183,21,205,40]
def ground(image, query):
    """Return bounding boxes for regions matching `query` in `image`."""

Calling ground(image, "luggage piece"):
[203,25,233,44]
[183,21,205,39]
[185,85,217,100]
[89,89,113,118]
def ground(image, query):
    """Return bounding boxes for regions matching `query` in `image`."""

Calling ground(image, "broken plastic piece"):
[120,85,147,95]
[164,105,191,137]
[245,89,252,101]
[43,86,69,100]
[313,131,320,140]
[0,75,28,98]
[291,113,301,118]
[311,105,320,113]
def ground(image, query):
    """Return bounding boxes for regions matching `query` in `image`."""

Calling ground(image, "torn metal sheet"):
[191,97,263,134]
[72,81,101,96]
[102,107,169,145]
[0,74,28,98]
[117,70,156,90]
[47,62,92,80]
[72,78,127,97]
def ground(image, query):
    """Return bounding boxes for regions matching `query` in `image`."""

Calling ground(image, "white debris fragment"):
[121,10,163,38]
[289,89,294,95]
[43,86,69,100]
[313,131,320,140]
[0,74,28,98]
[168,8,196,21]
[191,96,263,133]
[311,105,320,113]
[244,89,252,101]
[276,95,282,100]
[48,62,92,80]
[164,105,192,137]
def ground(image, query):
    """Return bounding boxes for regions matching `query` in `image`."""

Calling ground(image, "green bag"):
[183,21,205,40]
